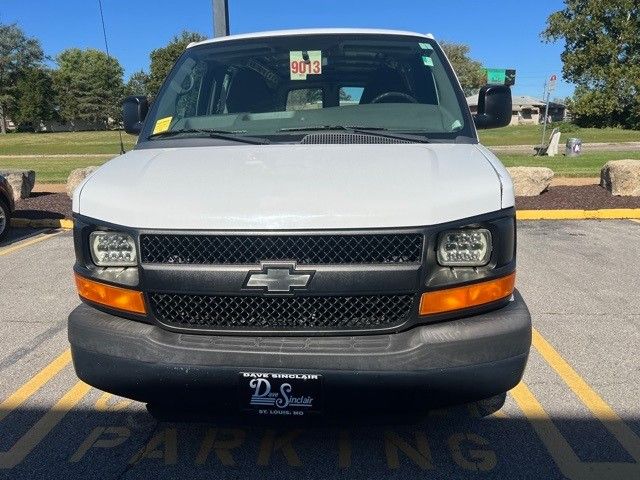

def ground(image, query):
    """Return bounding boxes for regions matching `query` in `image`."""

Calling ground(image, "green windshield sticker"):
[419,42,433,51]
[422,56,434,67]
[290,51,322,80]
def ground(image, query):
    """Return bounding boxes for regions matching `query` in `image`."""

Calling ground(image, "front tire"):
[473,392,507,417]
[0,199,10,241]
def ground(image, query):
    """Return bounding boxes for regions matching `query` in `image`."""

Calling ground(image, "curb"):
[10,218,74,229]
[9,210,640,229]
[516,209,640,220]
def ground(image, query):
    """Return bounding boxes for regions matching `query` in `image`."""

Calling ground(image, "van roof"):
[187,28,435,49]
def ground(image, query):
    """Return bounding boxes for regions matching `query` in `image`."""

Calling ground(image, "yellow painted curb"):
[517,209,640,220]
[10,218,74,229]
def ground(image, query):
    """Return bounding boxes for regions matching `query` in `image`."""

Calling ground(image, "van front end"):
[69,207,530,415]
[68,29,530,416]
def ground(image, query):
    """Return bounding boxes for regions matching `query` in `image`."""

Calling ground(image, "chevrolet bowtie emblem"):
[244,263,314,293]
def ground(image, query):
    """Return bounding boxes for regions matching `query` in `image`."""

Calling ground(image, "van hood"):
[74,143,512,230]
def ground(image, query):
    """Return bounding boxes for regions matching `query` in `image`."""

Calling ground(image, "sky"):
[1,0,571,100]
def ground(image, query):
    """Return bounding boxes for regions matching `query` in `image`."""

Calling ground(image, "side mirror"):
[122,96,149,135]
[473,85,512,129]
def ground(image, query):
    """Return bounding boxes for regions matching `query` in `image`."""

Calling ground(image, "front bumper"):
[68,291,531,411]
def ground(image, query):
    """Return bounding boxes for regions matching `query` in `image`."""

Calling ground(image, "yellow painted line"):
[0,381,92,469]
[10,218,73,229]
[491,409,508,419]
[512,380,640,480]
[517,209,640,220]
[532,328,640,462]
[511,381,588,479]
[0,350,71,423]
[0,230,64,256]
[94,392,132,412]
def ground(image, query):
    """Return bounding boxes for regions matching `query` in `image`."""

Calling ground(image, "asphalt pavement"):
[0,221,639,479]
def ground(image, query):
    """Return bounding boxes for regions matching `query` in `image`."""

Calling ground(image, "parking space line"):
[94,392,132,412]
[0,381,92,469]
[511,381,591,478]
[532,328,640,462]
[0,230,64,257]
[0,349,71,423]
[511,329,640,479]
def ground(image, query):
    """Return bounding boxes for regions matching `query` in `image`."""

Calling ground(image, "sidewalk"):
[489,141,640,154]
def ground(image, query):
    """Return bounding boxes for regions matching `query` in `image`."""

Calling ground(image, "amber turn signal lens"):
[74,273,146,314]
[419,272,515,316]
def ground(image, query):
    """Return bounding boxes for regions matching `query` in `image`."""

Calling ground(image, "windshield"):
[139,33,473,144]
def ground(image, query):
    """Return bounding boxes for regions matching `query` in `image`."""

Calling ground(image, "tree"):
[543,0,640,129]
[125,70,150,97]
[147,31,207,97]
[13,67,57,127]
[440,42,486,96]
[0,23,44,133]
[53,48,124,128]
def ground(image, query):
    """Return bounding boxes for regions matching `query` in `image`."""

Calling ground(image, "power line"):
[97,0,110,57]
[97,0,125,155]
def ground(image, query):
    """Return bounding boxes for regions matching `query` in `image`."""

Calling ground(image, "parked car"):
[68,29,531,416]
[0,175,15,241]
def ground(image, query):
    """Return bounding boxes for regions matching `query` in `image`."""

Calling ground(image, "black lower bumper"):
[68,291,531,411]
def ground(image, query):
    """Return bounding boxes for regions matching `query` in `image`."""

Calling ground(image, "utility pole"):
[213,0,230,37]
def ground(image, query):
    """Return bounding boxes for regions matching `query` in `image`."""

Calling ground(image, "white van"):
[69,29,531,416]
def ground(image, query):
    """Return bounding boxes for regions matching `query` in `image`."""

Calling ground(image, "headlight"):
[437,229,492,266]
[89,231,138,267]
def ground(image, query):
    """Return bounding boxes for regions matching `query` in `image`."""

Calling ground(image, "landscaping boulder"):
[600,160,640,196]
[67,166,99,198]
[506,167,554,197]
[0,169,36,202]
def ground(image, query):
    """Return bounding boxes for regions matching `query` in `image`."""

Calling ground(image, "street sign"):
[548,74,558,93]
[486,68,516,86]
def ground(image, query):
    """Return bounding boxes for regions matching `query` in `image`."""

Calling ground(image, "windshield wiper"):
[148,128,270,144]
[279,125,430,143]
[279,125,388,132]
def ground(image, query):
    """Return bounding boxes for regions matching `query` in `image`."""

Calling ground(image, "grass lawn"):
[0,131,136,155]
[0,127,638,182]
[4,150,637,183]
[0,126,637,155]
[497,150,640,177]
[480,125,639,146]
[0,156,112,183]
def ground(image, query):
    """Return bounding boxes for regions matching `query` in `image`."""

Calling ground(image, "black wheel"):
[0,199,10,241]
[473,392,507,417]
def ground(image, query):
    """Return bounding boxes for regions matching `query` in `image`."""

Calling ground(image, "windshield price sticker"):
[152,116,172,134]
[422,55,434,67]
[290,50,322,80]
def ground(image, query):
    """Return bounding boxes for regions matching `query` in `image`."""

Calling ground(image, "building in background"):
[466,94,567,126]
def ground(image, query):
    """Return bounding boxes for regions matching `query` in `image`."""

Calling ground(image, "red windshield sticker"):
[290,51,322,80]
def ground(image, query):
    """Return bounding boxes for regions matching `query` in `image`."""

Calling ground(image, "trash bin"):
[566,138,582,157]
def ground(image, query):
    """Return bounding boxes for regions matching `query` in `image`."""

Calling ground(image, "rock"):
[0,169,36,202]
[600,160,640,196]
[67,166,99,198]
[506,167,554,197]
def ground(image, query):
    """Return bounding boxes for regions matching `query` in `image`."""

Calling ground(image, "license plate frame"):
[239,372,322,416]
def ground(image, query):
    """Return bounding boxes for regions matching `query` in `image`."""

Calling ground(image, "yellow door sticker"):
[152,116,173,134]
[290,51,322,80]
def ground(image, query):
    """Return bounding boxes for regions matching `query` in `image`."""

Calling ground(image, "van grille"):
[140,233,423,265]
[149,293,414,331]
